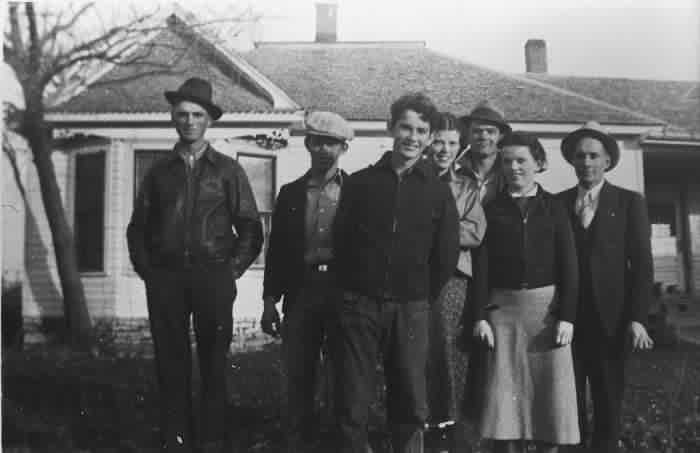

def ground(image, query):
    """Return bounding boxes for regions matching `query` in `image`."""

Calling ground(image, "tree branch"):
[38,3,94,58]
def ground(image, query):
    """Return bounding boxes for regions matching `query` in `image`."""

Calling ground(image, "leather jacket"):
[127,144,263,279]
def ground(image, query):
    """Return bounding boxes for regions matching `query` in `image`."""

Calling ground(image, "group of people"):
[127,77,655,453]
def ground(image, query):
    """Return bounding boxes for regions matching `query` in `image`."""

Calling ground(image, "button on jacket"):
[333,152,459,302]
[472,186,579,322]
[127,144,263,278]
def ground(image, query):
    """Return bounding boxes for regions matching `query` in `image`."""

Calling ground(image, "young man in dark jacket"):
[126,78,263,453]
[332,93,459,453]
[261,111,353,452]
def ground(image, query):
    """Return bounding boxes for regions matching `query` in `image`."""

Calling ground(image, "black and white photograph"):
[2,0,699,452]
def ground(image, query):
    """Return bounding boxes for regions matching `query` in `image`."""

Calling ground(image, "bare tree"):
[3,1,259,349]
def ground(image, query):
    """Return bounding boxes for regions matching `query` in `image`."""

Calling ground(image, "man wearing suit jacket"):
[261,111,353,452]
[558,121,654,453]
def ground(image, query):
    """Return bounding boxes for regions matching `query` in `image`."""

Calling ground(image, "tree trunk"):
[22,105,93,348]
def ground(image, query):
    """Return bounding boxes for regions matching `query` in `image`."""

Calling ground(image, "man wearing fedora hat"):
[455,100,512,206]
[261,111,353,452]
[127,77,263,453]
[557,121,654,453]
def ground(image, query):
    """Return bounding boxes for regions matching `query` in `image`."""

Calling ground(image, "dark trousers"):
[282,269,339,451]
[572,311,628,453]
[145,262,236,452]
[331,293,429,453]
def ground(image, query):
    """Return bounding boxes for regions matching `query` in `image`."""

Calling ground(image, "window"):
[237,153,275,267]
[75,152,105,272]
[134,149,170,199]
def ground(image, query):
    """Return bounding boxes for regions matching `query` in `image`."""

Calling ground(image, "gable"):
[51,28,276,115]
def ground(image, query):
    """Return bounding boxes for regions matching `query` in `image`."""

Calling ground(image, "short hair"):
[389,92,440,131]
[499,131,548,172]
[434,112,461,133]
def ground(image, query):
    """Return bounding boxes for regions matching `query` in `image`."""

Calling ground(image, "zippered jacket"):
[333,152,459,302]
[127,144,263,279]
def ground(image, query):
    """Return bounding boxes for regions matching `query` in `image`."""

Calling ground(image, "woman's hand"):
[555,320,574,346]
[473,320,495,349]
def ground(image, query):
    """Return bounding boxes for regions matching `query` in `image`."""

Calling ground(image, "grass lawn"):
[3,341,700,452]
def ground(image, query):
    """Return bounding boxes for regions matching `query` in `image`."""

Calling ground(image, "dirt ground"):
[3,341,700,452]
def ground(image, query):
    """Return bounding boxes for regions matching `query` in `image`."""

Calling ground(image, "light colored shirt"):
[455,149,504,205]
[177,142,208,169]
[575,179,605,218]
[304,170,343,264]
[509,184,539,198]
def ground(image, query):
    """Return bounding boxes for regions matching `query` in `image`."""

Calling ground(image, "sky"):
[3,0,699,109]
[244,0,700,81]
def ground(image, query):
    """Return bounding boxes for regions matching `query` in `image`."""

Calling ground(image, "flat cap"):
[304,111,354,141]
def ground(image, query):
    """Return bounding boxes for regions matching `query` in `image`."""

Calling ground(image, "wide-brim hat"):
[304,111,354,141]
[459,100,512,135]
[561,121,620,171]
[165,77,223,120]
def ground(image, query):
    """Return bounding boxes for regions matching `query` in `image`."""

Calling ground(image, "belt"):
[306,263,331,273]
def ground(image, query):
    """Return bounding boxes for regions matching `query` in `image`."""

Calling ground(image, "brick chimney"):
[525,39,548,73]
[315,2,338,43]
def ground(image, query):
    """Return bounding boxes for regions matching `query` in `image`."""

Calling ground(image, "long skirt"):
[479,285,580,445]
[426,275,470,424]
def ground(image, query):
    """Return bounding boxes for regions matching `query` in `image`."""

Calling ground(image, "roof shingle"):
[51,29,275,114]
[525,74,699,132]
[243,43,663,125]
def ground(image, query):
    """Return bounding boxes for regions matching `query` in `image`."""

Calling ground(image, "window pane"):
[75,152,105,272]
[134,150,170,199]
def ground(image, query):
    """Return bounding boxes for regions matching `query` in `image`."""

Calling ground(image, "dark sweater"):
[472,187,579,322]
[333,152,459,302]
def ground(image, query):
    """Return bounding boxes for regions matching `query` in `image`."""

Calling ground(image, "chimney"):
[315,2,338,43]
[525,39,548,73]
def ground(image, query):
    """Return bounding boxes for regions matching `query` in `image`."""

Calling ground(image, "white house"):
[9,5,698,347]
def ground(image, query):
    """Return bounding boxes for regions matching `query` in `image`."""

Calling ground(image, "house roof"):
[525,74,699,132]
[50,26,278,115]
[242,43,665,126]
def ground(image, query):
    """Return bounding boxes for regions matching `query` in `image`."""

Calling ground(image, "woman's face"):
[429,129,461,172]
[502,145,540,192]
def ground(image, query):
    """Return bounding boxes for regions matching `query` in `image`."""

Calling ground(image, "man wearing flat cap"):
[557,121,654,453]
[455,100,512,206]
[261,111,353,452]
[127,77,263,453]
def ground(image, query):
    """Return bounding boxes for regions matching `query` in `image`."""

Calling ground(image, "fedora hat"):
[459,100,511,135]
[165,77,223,120]
[561,121,620,171]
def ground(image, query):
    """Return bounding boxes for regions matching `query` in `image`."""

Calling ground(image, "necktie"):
[578,192,594,229]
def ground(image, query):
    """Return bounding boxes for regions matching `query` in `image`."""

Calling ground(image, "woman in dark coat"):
[425,112,486,449]
[471,132,580,453]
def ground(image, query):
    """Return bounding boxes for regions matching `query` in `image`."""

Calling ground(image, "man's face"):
[172,101,211,144]
[306,134,347,173]
[572,136,611,188]
[389,109,432,163]
[468,120,503,158]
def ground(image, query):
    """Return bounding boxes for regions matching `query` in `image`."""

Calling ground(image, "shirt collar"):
[306,168,344,188]
[375,151,430,179]
[455,148,501,181]
[577,179,605,202]
[509,183,539,198]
